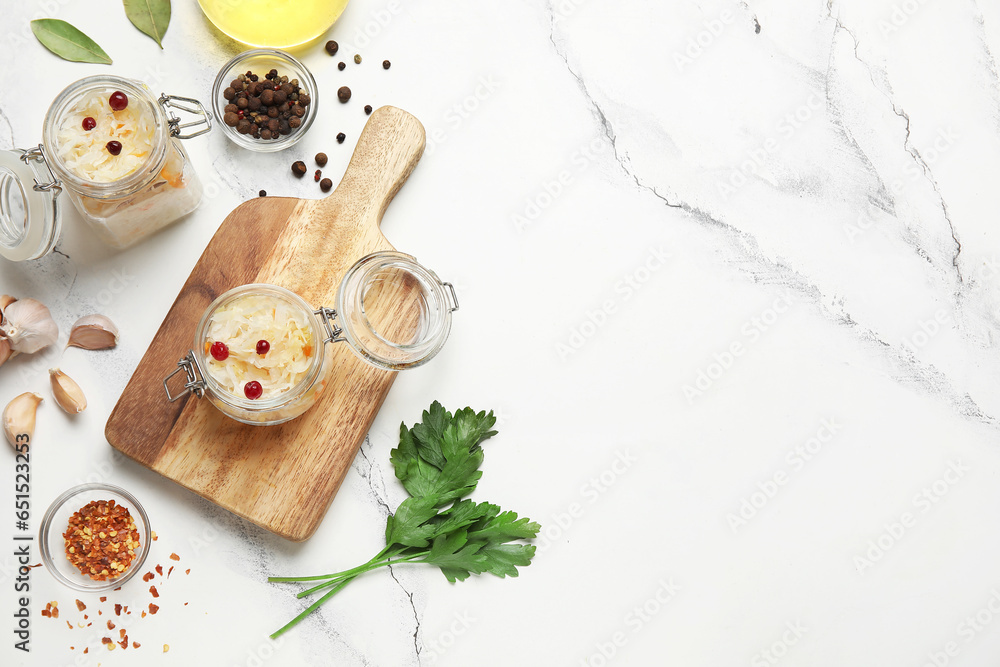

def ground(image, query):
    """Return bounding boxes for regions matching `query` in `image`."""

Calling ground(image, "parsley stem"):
[269,576,353,639]
[268,547,392,584]
[293,552,426,598]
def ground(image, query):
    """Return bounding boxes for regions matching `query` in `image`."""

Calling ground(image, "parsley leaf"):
[269,402,538,638]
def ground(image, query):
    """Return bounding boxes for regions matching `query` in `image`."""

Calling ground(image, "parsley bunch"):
[268,402,540,638]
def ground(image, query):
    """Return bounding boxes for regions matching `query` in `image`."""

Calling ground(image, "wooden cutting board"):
[105,106,426,542]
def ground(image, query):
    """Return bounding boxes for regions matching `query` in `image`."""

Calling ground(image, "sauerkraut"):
[56,90,156,183]
[203,293,316,399]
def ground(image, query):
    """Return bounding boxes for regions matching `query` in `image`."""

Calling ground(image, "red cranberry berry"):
[109,91,129,111]
[210,341,229,361]
[244,381,263,400]
[256,340,270,355]
[106,141,122,156]
[82,117,97,131]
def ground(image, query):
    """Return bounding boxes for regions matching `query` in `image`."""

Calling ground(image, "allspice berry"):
[325,40,339,56]
[338,86,351,103]
[337,132,346,144]
[291,161,307,177]
[382,60,391,70]
[338,62,346,71]
[223,111,239,127]
[315,152,328,167]
[320,178,333,193]
[364,104,373,115]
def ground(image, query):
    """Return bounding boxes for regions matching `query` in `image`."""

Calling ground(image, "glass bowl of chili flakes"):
[39,483,151,592]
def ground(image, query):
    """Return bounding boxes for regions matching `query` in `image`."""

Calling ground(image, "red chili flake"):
[98,610,102,615]
[115,603,122,616]
[84,614,88,620]
[185,569,190,575]
[100,596,106,602]
[155,564,163,576]
[133,641,140,649]
[107,620,115,630]
[123,606,129,614]
[143,571,154,582]
[167,566,174,578]
[41,609,50,618]
[150,585,159,598]
[101,637,111,645]
[141,611,146,618]
[152,532,158,541]
[114,586,122,591]
[184,602,189,606]
[66,620,73,630]
[75,599,86,611]
[119,628,127,639]
[118,637,129,650]
[148,603,159,615]
[63,500,140,582]
[83,648,89,654]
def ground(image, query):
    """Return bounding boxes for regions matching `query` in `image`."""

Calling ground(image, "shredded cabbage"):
[56,90,156,183]
[204,294,316,399]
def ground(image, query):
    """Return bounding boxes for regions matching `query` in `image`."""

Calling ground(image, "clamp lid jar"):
[0,75,211,261]
[164,252,459,426]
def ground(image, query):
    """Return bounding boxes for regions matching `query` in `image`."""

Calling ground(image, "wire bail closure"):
[316,308,346,344]
[159,94,213,139]
[19,145,62,194]
[163,351,207,402]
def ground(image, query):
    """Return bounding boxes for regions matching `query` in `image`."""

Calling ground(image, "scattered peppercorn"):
[338,86,351,103]
[354,54,362,64]
[364,104,373,115]
[259,190,266,197]
[320,177,332,193]
[337,132,346,144]
[315,152,328,167]
[325,40,339,56]
[383,60,391,69]
[314,169,322,182]
[291,161,307,177]
[338,61,346,71]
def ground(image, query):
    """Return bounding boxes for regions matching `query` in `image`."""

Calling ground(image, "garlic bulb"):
[0,299,58,355]
[50,368,87,414]
[0,339,11,368]
[68,314,119,350]
[3,392,42,448]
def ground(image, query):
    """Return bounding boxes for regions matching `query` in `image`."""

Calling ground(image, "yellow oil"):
[198,0,349,49]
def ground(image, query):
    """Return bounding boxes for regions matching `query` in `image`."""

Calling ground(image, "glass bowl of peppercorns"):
[212,49,318,152]
[38,483,151,592]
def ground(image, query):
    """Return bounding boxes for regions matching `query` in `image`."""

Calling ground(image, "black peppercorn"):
[364,104,372,115]
[315,152,328,167]
[382,60,391,69]
[291,161,307,177]
[337,132,346,144]
[338,61,346,71]
[325,40,339,56]
[259,190,266,197]
[320,178,332,192]
[338,86,351,103]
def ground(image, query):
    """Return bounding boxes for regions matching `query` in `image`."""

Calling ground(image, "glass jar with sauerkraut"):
[163,253,461,426]
[0,75,211,262]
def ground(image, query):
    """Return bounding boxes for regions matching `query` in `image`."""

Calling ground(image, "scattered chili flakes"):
[108,642,116,651]
[152,531,158,541]
[150,585,159,598]
[83,614,89,620]
[143,571,154,582]
[119,628,127,639]
[42,601,59,618]
[133,641,141,649]
[155,564,163,576]
[101,637,111,645]
[63,500,140,581]
[141,611,146,618]
[169,553,180,561]
[66,620,73,630]
[98,610,102,615]
[185,569,190,575]
[168,566,174,578]
[107,620,115,630]
[149,603,159,615]
[163,644,170,653]
[75,599,86,611]
[118,637,129,650]
[100,596,107,602]
[115,603,122,616]
[83,647,88,654]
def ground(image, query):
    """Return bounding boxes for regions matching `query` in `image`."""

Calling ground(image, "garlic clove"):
[50,368,87,414]
[0,298,58,355]
[3,392,43,448]
[0,338,13,368]
[68,314,119,350]
[0,294,16,321]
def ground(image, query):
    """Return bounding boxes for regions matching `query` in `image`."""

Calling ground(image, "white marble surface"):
[3,0,1000,664]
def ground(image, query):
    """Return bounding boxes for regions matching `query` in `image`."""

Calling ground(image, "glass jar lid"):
[336,252,459,371]
[0,146,62,262]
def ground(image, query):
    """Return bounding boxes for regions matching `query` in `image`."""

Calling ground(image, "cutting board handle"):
[325,105,426,225]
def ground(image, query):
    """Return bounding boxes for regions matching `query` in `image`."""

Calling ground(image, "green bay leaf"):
[123,0,171,48]
[30,19,112,64]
